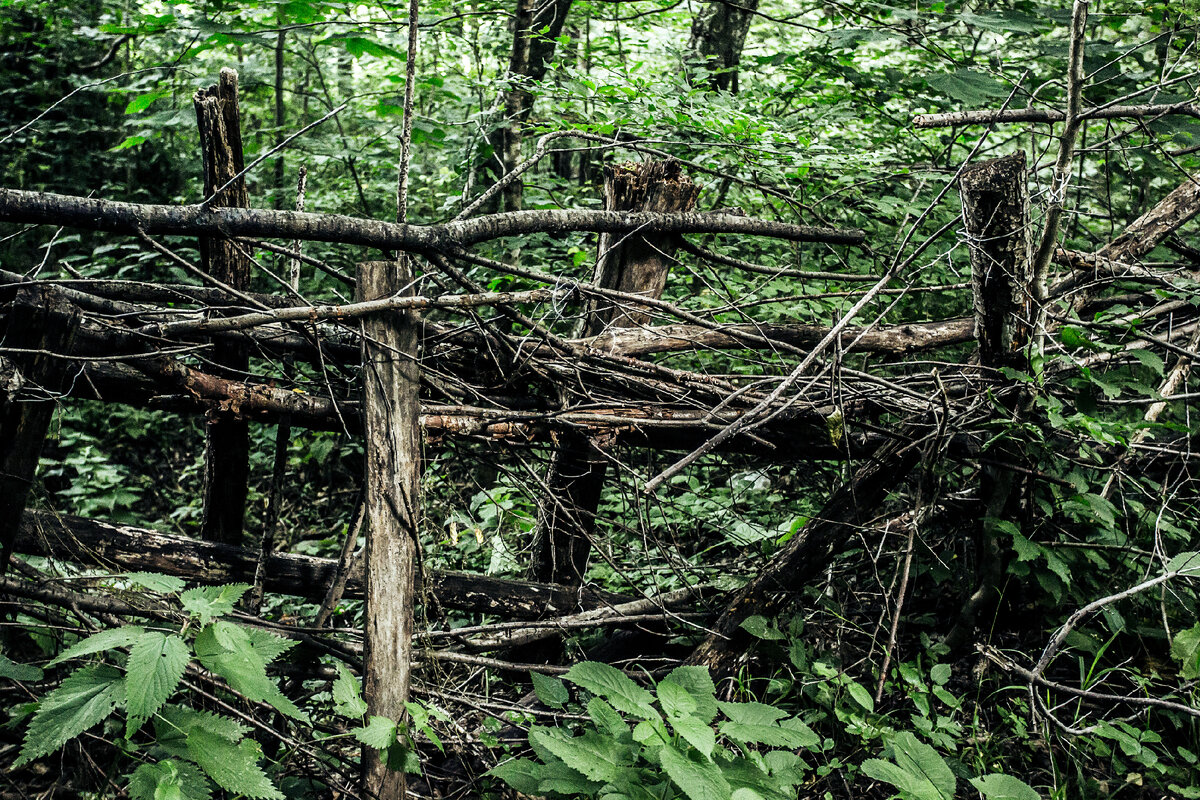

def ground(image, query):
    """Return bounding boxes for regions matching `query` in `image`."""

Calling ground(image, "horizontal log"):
[583,317,974,357]
[914,102,1200,129]
[0,189,864,253]
[13,510,625,618]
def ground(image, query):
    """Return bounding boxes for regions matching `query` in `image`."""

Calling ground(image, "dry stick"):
[677,238,881,281]
[1030,0,1089,330]
[314,496,367,629]
[138,286,563,338]
[397,0,419,225]
[873,510,918,703]
[913,100,1200,129]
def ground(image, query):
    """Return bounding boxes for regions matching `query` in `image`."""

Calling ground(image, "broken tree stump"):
[0,287,80,575]
[947,152,1034,651]
[358,260,422,798]
[195,68,253,545]
[530,161,700,586]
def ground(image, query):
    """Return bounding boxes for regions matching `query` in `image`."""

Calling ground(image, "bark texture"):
[687,0,760,92]
[358,260,421,798]
[194,68,252,545]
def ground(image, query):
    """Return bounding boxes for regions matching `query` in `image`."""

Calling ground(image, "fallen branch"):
[914,101,1200,129]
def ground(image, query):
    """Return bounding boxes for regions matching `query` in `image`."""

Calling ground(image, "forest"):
[0,0,1198,798]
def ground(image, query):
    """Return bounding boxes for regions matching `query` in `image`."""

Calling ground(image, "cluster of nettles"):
[0,575,429,800]
[491,662,1043,800]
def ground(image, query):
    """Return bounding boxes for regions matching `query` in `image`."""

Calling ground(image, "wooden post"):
[195,68,252,545]
[0,287,80,574]
[947,152,1033,650]
[358,260,421,798]
[529,161,699,586]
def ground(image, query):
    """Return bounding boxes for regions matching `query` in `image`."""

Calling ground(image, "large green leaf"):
[663,666,718,723]
[969,773,1042,800]
[186,727,283,800]
[15,665,125,767]
[659,743,732,800]
[565,662,659,720]
[193,622,305,721]
[719,718,818,750]
[180,584,250,625]
[529,725,629,783]
[125,632,190,732]
[46,626,144,667]
[354,716,398,750]
[0,653,43,682]
[532,671,569,710]
[154,706,248,759]
[332,662,367,718]
[488,758,546,795]
[862,732,956,800]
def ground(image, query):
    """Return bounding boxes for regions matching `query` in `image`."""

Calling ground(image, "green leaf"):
[926,69,1010,105]
[565,662,658,720]
[719,719,818,750]
[659,743,732,800]
[193,622,305,721]
[47,625,144,667]
[128,760,212,800]
[846,680,875,712]
[930,664,951,686]
[1168,551,1200,576]
[1127,349,1165,376]
[1170,624,1200,680]
[127,573,187,594]
[532,671,569,709]
[186,727,283,800]
[124,90,168,115]
[739,615,785,641]
[529,726,628,783]
[15,664,125,767]
[670,713,716,759]
[180,584,250,625]
[154,706,248,759]
[586,697,628,738]
[354,716,398,749]
[863,732,956,800]
[658,679,698,718]
[488,758,545,794]
[969,773,1042,800]
[0,653,43,682]
[109,134,148,152]
[332,662,367,718]
[718,701,787,726]
[125,632,190,733]
[664,666,718,723]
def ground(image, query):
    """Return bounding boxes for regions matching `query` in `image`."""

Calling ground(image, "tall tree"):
[686,0,760,92]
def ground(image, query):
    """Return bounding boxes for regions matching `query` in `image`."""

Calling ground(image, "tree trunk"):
[358,260,421,798]
[529,161,700,586]
[478,0,574,213]
[194,68,252,545]
[686,0,760,93]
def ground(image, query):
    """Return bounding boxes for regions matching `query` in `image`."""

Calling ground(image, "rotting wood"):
[195,68,252,545]
[358,259,421,798]
[946,152,1035,652]
[686,442,921,680]
[11,509,624,617]
[0,288,80,575]
[914,101,1200,129]
[531,161,700,587]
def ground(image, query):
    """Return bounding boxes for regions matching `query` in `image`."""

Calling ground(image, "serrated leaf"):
[658,679,698,718]
[354,716,398,749]
[1127,349,1165,376]
[193,622,305,721]
[529,726,628,783]
[124,90,168,115]
[127,573,187,594]
[1168,551,1200,576]
[565,662,658,720]
[846,680,875,712]
[927,69,1010,105]
[718,701,787,726]
[863,732,956,800]
[180,584,250,625]
[660,743,732,800]
[47,626,144,667]
[532,671,569,709]
[125,632,189,733]
[670,713,716,759]
[0,653,43,682]
[155,706,247,759]
[719,719,818,750]
[128,759,212,800]
[930,664,951,686]
[488,758,545,794]
[970,773,1042,800]
[1170,624,1200,680]
[15,665,125,767]
[332,662,367,718]
[186,727,283,800]
[864,758,945,800]
[587,697,628,738]
[664,666,718,723]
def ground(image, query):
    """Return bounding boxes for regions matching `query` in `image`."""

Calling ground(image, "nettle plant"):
[490,660,1045,800]
[2,576,424,800]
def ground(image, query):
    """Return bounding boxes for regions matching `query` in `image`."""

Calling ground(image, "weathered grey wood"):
[195,68,252,546]
[531,162,700,586]
[10,510,623,617]
[358,260,421,798]
[0,288,80,574]
[958,152,1034,370]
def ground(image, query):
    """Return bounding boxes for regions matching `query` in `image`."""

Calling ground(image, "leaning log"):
[11,510,624,618]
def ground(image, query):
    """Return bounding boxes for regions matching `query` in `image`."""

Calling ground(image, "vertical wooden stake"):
[0,288,80,574]
[195,68,252,545]
[948,151,1033,650]
[358,259,421,799]
[529,161,699,588]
